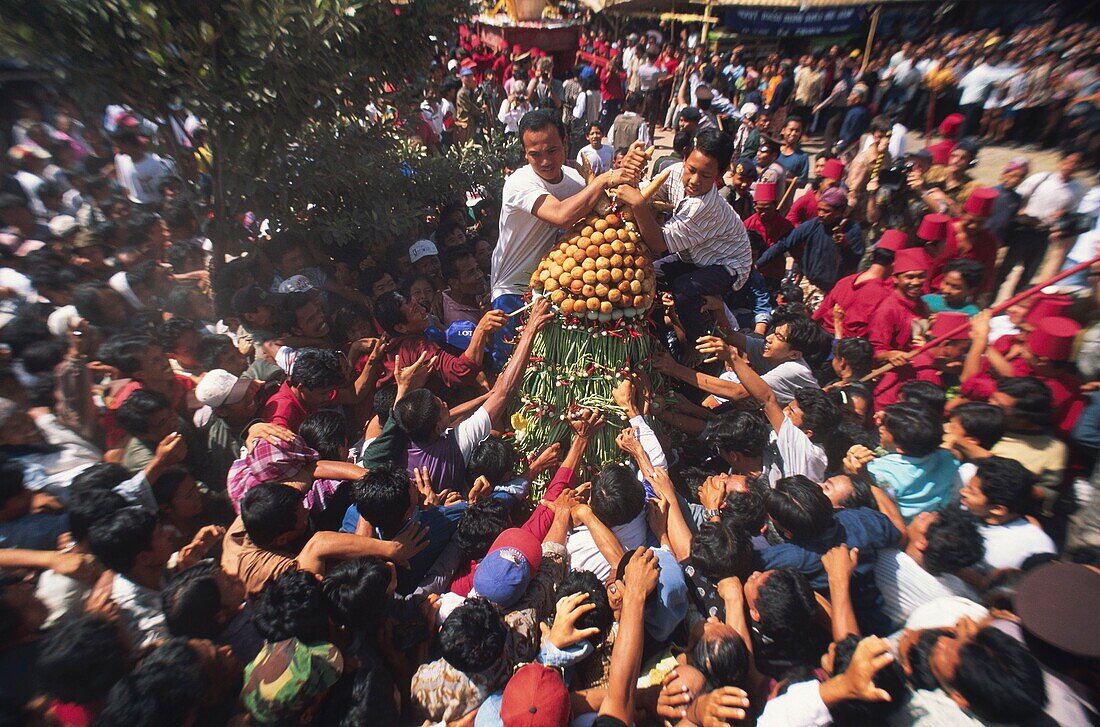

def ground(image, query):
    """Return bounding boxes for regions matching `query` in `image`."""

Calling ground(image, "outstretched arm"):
[729,349,785,433]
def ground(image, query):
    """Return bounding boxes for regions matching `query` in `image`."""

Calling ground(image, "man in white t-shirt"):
[708,341,835,487]
[960,456,1056,570]
[873,507,982,629]
[113,129,176,205]
[575,123,613,175]
[489,109,646,369]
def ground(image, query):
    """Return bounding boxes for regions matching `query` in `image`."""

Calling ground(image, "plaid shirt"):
[227,436,343,513]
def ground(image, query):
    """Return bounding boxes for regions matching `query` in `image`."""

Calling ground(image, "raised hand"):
[568,407,605,439]
[527,442,562,478]
[154,431,188,465]
[541,592,602,649]
[467,475,493,506]
[623,546,660,597]
[822,544,859,582]
[390,522,430,567]
[395,351,438,393]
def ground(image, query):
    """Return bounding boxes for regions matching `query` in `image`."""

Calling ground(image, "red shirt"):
[743,212,794,281]
[874,350,946,409]
[813,272,892,338]
[600,67,626,102]
[373,335,481,394]
[104,375,194,448]
[786,189,818,227]
[928,222,999,293]
[868,290,930,354]
[262,380,310,432]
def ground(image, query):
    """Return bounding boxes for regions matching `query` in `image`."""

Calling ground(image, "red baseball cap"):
[500,663,570,727]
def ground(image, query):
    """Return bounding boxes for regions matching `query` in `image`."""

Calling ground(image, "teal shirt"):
[922,294,980,317]
[866,449,962,522]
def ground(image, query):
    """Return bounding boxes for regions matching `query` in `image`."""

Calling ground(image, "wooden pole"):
[859,5,881,77]
[859,254,1100,384]
[701,1,713,48]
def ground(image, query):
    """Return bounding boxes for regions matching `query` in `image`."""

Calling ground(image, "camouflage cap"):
[241,638,344,724]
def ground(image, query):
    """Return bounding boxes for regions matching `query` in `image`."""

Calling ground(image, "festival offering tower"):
[511,165,672,479]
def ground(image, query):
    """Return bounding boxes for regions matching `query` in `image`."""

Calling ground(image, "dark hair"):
[333,665,400,726]
[972,456,1034,516]
[591,464,646,527]
[691,519,754,581]
[898,381,946,420]
[393,388,441,444]
[70,462,131,494]
[703,411,770,456]
[942,258,983,292]
[949,402,1004,450]
[829,635,906,725]
[86,506,159,574]
[465,436,518,488]
[151,467,192,510]
[154,316,199,354]
[162,561,225,639]
[68,488,128,543]
[923,507,985,576]
[322,557,393,632]
[37,613,130,704]
[0,458,25,507]
[372,291,408,336]
[767,475,835,540]
[955,628,1048,724]
[253,568,331,644]
[997,377,1053,429]
[264,231,307,266]
[519,104,569,139]
[781,315,831,363]
[440,245,477,284]
[693,129,735,171]
[373,384,398,426]
[439,597,507,673]
[166,239,203,271]
[555,570,613,646]
[793,387,840,443]
[97,335,157,376]
[692,633,750,690]
[869,245,896,267]
[672,130,695,155]
[96,638,203,727]
[289,348,344,390]
[835,338,874,379]
[754,568,821,665]
[351,463,411,534]
[195,334,236,372]
[881,402,941,456]
[454,499,510,562]
[723,487,768,534]
[300,410,349,461]
[114,388,171,438]
[777,281,804,305]
[240,483,303,549]
[907,628,950,690]
[359,268,394,299]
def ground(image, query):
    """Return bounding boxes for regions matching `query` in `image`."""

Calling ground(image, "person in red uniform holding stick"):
[928,187,1000,297]
[742,181,794,289]
[814,229,904,338]
[875,311,971,408]
[868,247,932,372]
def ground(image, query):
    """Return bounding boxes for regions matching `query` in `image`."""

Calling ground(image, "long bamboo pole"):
[858,254,1100,383]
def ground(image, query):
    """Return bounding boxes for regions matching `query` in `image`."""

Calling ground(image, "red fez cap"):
[929,311,971,340]
[877,229,909,252]
[964,187,999,217]
[512,44,523,54]
[927,141,953,166]
[917,214,951,242]
[893,247,930,274]
[1028,316,1080,361]
[821,158,846,181]
[939,113,965,139]
[1026,293,1073,326]
[753,182,777,203]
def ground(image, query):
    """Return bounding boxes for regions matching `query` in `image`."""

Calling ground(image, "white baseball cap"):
[195,369,253,408]
[278,274,317,294]
[408,239,439,264]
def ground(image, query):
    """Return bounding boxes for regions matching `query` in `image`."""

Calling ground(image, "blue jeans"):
[653,255,736,343]
[489,293,525,372]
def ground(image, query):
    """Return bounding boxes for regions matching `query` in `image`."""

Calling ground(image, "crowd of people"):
[0,7,1098,727]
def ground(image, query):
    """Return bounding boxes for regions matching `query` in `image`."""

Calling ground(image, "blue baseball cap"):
[473,528,542,609]
[446,320,476,350]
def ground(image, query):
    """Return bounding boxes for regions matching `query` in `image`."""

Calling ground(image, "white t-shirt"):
[577,144,613,175]
[115,152,175,204]
[979,518,1056,570]
[491,165,585,300]
[766,416,827,487]
[874,548,978,628]
[567,511,648,582]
